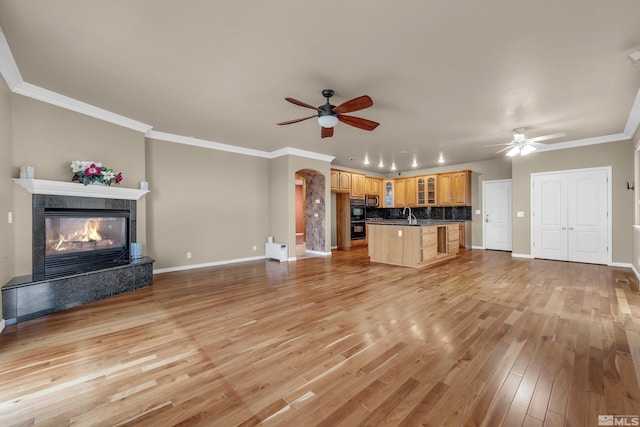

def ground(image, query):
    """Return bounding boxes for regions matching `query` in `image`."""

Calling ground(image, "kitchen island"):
[367,221,461,268]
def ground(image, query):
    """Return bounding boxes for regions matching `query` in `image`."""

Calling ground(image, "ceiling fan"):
[277,89,380,138]
[491,129,566,156]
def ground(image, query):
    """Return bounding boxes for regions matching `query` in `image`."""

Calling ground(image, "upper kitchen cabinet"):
[383,180,394,207]
[394,177,417,207]
[439,170,471,206]
[350,173,366,199]
[365,177,383,199]
[416,175,438,206]
[330,170,351,193]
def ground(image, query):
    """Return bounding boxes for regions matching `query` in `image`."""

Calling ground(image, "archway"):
[295,169,326,256]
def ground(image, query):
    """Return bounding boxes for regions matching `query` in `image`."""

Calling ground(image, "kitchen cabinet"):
[394,177,416,207]
[350,173,366,199]
[368,222,461,268]
[416,175,438,206]
[365,177,383,199]
[383,180,394,207]
[330,170,352,193]
[438,170,470,206]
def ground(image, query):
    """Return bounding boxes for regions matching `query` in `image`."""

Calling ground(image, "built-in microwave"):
[365,194,379,208]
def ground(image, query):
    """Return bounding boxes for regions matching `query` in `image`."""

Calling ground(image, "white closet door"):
[532,168,608,264]
[567,169,608,264]
[533,173,568,261]
[484,180,512,251]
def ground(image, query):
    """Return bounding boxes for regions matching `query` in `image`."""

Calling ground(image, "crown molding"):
[13,82,152,133]
[534,132,630,153]
[0,32,22,88]
[624,87,640,136]
[145,130,272,158]
[268,147,335,162]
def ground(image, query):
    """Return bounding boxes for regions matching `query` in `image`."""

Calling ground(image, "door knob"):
[568,227,574,230]
[561,226,567,230]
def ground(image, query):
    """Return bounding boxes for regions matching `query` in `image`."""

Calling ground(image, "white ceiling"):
[1,0,640,173]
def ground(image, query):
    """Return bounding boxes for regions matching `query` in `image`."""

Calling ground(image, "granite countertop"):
[365,219,467,226]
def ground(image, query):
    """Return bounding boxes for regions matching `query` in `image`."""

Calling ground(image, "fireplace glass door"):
[44,210,129,278]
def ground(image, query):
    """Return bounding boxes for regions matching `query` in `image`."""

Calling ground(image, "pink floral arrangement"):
[71,161,122,186]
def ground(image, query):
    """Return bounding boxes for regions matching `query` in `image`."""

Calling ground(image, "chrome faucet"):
[402,207,417,224]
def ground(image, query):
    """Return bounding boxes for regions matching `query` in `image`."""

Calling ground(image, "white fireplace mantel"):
[13,179,149,200]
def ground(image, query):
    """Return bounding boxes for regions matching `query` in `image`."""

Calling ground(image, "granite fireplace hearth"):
[2,179,154,325]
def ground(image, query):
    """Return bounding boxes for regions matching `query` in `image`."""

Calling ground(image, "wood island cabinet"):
[368,222,461,268]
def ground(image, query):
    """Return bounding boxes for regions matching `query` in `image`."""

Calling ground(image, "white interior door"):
[532,168,608,264]
[533,173,568,261]
[567,169,608,264]
[483,180,512,251]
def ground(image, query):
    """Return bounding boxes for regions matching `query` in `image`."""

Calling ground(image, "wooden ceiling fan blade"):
[333,95,373,114]
[285,97,321,111]
[321,127,334,138]
[338,114,379,131]
[528,132,566,143]
[276,115,316,126]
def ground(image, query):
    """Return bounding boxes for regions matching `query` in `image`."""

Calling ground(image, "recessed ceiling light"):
[391,162,397,171]
[412,159,418,168]
[438,154,445,163]
[378,160,384,167]
[364,155,370,165]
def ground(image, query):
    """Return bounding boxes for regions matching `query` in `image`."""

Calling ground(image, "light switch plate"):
[516,211,525,218]
[475,210,481,215]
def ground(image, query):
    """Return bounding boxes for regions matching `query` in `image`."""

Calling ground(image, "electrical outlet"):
[7,212,12,224]
[252,245,257,251]
[186,252,192,259]
[398,230,402,237]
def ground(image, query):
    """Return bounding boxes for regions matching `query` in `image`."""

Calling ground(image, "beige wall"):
[146,139,271,269]
[511,140,634,263]
[0,77,13,319]
[10,95,147,275]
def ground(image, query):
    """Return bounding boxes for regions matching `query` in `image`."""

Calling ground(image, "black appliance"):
[350,199,365,221]
[351,221,366,240]
[365,194,379,208]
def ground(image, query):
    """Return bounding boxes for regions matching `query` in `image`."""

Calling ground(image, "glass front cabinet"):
[416,175,437,206]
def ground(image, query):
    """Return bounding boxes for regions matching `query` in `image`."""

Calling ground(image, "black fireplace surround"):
[2,194,153,324]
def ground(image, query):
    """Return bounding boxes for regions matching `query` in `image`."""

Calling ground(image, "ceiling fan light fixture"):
[317,115,339,128]
[506,146,521,157]
[521,144,536,155]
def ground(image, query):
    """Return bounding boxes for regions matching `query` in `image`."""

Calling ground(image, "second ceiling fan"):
[277,89,379,138]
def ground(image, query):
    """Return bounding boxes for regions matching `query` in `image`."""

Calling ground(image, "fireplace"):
[44,209,130,278]
[2,180,153,325]
[32,194,138,281]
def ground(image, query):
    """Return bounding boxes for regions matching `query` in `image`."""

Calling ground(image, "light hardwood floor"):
[1,248,639,426]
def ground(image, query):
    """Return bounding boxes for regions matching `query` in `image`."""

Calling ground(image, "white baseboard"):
[631,264,640,282]
[471,245,485,250]
[609,261,633,268]
[153,255,266,274]
[331,245,338,250]
[0,318,5,334]
[511,253,534,259]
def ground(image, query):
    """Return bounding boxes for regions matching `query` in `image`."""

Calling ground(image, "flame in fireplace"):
[54,220,104,251]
